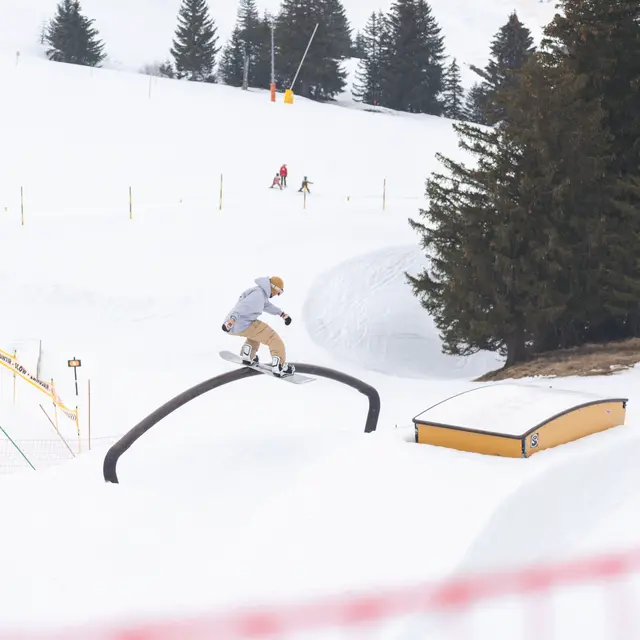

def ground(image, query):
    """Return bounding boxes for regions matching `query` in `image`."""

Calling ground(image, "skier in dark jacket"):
[298,176,313,193]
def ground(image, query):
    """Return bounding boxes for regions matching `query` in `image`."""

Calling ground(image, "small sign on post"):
[68,358,81,396]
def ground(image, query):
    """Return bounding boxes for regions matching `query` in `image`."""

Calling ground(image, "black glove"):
[222,323,230,332]
[284,315,292,326]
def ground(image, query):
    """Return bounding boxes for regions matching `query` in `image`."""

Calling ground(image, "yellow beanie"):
[269,276,284,291]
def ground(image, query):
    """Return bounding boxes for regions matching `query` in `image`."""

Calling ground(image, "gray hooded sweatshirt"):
[224,277,284,333]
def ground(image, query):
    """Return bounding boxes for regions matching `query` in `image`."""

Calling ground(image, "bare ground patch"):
[477,338,640,382]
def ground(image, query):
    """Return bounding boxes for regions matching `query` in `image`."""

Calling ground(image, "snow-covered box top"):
[413,383,624,437]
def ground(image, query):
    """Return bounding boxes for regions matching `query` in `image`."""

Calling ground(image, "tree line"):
[40,0,352,101]
[408,0,640,367]
[39,0,538,121]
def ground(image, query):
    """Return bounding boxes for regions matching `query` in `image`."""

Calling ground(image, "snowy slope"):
[0,25,638,639]
[0,0,558,88]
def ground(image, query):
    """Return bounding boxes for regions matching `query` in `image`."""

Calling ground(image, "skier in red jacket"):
[279,164,288,188]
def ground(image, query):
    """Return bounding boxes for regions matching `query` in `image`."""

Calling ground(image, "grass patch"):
[477,338,640,382]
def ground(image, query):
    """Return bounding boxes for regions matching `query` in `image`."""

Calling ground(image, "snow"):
[0,7,639,638]
[413,382,627,436]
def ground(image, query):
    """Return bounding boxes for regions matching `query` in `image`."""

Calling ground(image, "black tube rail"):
[103,362,380,484]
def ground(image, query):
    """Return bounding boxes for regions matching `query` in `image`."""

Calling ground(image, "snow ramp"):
[413,383,628,458]
[456,417,640,575]
[302,245,502,379]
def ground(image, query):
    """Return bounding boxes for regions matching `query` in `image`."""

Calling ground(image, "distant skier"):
[298,176,313,193]
[279,164,288,188]
[221,276,295,377]
[270,173,282,190]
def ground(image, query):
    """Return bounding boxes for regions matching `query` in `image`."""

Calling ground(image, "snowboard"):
[219,351,315,385]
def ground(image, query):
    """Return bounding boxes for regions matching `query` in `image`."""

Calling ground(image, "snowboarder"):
[221,276,295,377]
[279,164,288,188]
[270,174,282,190]
[298,176,313,193]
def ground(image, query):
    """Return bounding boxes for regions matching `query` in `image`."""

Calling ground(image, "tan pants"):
[236,320,286,361]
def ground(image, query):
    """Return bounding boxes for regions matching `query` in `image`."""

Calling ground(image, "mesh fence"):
[0,436,120,474]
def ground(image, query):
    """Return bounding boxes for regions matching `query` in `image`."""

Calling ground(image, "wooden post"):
[88,379,91,451]
[76,407,80,454]
[12,350,17,404]
[219,174,224,211]
[51,378,60,435]
[20,187,24,226]
[383,178,387,211]
[303,188,307,210]
[129,186,133,220]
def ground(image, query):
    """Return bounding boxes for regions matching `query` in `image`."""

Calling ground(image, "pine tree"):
[220,2,272,89]
[408,50,615,365]
[237,0,260,85]
[498,56,618,352]
[352,31,366,58]
[170,0,220,82]
[218,26,245,86]
[248,13,275,89]
[470,11,535,123]
[238,0,261,47]
[407,119,546,365]
[542,0,640,341]
[275,0,351,101]
[322,0,352,57]
[352,11,386,106]
[379,0,446,115]
[158,60,175,78]
[442,58,465,120]
[45,0,106,67]
[463,82,488,124]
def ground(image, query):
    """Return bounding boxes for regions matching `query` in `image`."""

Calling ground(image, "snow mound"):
[302,245,503,379]
[457,419,640,574]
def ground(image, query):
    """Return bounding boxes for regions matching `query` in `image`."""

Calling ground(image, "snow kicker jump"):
[103,362,380,484]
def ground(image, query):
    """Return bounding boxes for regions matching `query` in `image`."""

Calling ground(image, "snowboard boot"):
[241,344,259,366]
[271,355,295,377]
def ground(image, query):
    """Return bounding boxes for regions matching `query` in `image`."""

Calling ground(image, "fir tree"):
[220,2,272,89]
[45,0,106,67]
[352,11,386,106]
[218,26,245,86]
[238,0,261,48]
[158,60,175,78]
[170,0,220,82]
[498,56,617,352]
[275,0,351,101]
[542,0,640,340]
[463,82,488,124]
[237,0,261,84]
[442,58,465,120]
[408,51,615,365]
[408,119,546,365]
[248,13,275,89]
[322,0,352,57]
[379,0,446,115]
[352,31,366,58]
[470,11,535,123]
